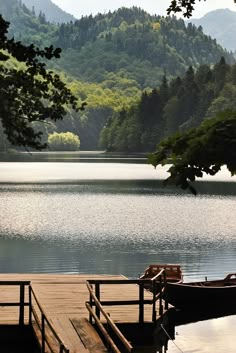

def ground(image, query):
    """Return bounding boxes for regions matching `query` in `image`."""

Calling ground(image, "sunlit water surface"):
[0,153,236,353]
[161,314,236,353]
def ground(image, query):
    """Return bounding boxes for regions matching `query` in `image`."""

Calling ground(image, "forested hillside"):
[100,58,236,152]
[0,0,235,151]
[53,7,233,87]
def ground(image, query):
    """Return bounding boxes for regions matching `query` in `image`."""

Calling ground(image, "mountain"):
[0,0,58,46]
[0,0,235,151]
[52,7,234,87]
[2,2,233,86]
[20,0,76,23]
[188,9,236,51]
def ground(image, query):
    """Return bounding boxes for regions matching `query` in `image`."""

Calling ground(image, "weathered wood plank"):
[0,274,164,353]
[71,318,107,353]
[50,317,89,353]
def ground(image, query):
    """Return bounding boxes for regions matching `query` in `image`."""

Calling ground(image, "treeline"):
[99,58,236,152]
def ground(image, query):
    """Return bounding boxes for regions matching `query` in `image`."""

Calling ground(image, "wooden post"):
[89,283,93,324]
[59,344,64,353]
[152,281,156,323]
[164,296,169,310]
[159,275,163,317]
[41,313,45,353]
[95,282,100,319]
[163,271,169,310]
[29,285,32,326]
[19,283,25,326]
[139,282,144,324]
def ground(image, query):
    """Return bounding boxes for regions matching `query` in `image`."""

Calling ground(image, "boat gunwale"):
[167,281,236,289]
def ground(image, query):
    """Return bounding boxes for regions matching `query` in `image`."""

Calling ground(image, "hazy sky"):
[52,0,236,19]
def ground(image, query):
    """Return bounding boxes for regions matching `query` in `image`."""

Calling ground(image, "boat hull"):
[164,281,236,310]
[140,264,183,292]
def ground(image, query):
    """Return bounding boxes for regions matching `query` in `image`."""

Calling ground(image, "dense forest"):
[100,57,236,152]
[0,0,235,151]
[53,7,234,85]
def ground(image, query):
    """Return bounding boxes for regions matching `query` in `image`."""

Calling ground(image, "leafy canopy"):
[0,15,84,150]
[149,111,236,195]
[167,0,236,18]
[48,131,80,151]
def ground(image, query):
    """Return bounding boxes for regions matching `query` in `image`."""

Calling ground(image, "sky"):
[52,0,236,19]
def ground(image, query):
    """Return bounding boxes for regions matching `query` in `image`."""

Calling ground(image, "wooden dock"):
[0,273,167,353]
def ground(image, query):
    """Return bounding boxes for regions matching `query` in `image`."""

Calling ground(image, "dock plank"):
[0,274,163,352]
[51,317,89,353]
[71,318,107,353]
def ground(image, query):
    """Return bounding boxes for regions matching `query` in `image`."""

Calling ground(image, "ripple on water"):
[0,184,235,277]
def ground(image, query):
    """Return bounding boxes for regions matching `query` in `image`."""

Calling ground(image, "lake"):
[0,151,236,352]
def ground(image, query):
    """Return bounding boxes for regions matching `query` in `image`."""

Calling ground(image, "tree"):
[48,132,80,151]
[167,0,236,18]
[149,1,236,193]
[0,15,85,150]
[149,110,236,194]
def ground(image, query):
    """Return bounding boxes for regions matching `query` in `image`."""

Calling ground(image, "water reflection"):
[0,151,147,163]
[150,306,236,353]
[0,154,235,195]
[163,308,236,353]
[134,305,236,353]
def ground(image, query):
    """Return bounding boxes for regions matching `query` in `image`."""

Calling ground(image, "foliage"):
[48,131,80,151]
[53,8,233,87]
[4,1,230,87]
[148,111,236,194]
[45,6,234,150]
[167,0,236,18]
[149,0,236,192]
[51,74,140,150]
[0,14,82,150]
[100,58,236,153]
[1,0,235,153]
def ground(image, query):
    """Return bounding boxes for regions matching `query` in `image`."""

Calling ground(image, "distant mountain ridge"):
[188,9,236,51]
[20,0,76,23]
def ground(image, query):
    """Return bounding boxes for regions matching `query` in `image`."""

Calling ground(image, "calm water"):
[0,152,236,352]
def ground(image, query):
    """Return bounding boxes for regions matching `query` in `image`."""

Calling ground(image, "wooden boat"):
[140,264,183,291]
[164,273,236,310]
